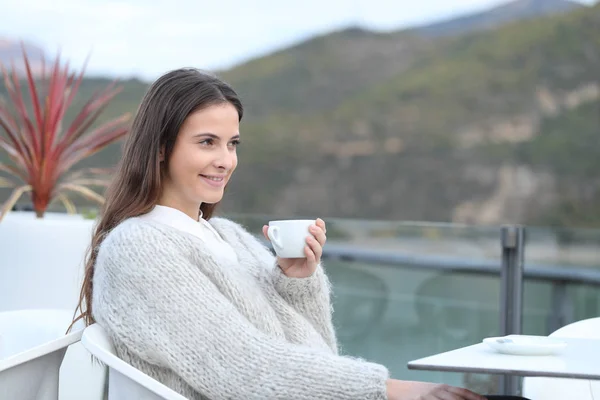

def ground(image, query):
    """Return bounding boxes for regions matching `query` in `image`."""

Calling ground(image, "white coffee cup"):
[267,219,316,258]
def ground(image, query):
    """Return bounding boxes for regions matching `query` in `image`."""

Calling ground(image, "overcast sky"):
[0,0,595,80]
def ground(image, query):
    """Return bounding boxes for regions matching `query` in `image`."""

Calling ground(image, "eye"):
[229,139,241,147]
[199,138,214,146]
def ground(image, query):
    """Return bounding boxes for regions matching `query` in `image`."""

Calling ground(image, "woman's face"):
[159,102,240,217]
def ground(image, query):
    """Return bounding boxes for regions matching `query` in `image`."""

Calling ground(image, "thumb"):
[262,225,270,241]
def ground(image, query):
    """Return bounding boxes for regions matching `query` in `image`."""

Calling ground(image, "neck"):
[157,196,200,221]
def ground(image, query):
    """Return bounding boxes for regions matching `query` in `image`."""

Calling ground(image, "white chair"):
[0,309,83,400]
[81,323,188,400]
[522,317,600,400]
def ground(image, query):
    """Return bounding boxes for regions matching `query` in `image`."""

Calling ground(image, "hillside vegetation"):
[1,2,598,227]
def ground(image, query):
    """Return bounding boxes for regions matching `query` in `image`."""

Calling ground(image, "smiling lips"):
[199,174,226,188]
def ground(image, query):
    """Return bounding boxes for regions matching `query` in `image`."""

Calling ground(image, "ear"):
[159,146,165,162]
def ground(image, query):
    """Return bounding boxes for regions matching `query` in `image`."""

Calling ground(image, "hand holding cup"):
[262,218,327,278]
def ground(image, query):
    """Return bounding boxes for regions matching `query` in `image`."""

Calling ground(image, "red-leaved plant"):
[0,45,130,221]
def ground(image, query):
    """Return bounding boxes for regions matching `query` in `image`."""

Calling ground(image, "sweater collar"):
[140,205,214,242]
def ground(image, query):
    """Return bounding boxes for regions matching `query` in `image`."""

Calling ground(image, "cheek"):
[169,153,196,181]
[179,149,203,172]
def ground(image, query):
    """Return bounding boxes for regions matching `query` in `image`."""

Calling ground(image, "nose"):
[213,146,236,171]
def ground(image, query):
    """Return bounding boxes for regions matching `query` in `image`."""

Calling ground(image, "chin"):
[199,193,224,205]
[201,199,222,205]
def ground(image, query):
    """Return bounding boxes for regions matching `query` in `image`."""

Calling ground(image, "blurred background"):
[1,0,599,395]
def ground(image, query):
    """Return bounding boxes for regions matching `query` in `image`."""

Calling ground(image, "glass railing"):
[227,214,600,393]
[524,225,600,334]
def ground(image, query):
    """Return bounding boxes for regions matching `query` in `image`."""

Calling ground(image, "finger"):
[304,244,317,263]
[433,386,469,400]
[433,391,461,400]
[446,386,487,400]
[262,225,269,241]
[309,224,327,246]
[429,395,447,400]
[306,236,322,261]
[315,218,326,234]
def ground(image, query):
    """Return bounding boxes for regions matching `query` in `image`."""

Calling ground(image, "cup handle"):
[267,226,283,250]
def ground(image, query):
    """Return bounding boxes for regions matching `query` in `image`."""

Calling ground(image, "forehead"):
[180,103,240,136]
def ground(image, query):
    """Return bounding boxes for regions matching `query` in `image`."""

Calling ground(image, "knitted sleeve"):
[93,223,389,400]
[210,217,338,352]
[271,264,338,353]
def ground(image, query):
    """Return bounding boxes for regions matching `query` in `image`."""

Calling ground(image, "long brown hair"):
[69,68,244,330]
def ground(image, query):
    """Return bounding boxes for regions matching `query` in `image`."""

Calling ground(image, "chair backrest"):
[522,317,600,400]
[0,309,83,400]
[550,317,600,339]
[81,324,188,400]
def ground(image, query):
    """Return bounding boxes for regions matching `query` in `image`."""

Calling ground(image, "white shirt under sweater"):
[92,208,390,399]
[138,204,238,265]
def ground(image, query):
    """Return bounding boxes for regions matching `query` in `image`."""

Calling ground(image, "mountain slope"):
[0,39,46,77]
[225,3,600,223]
[1,3,598,227]
[315,3,599,146]
[220,28,434,120]
[413,0,583,37]
[218,0,586,122]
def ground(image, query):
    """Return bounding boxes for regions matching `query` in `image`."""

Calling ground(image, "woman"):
[71,68,528,400]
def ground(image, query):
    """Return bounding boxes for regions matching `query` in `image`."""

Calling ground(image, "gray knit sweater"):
[92,216,389,399]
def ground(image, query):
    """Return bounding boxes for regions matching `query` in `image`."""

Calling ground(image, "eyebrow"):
[192,133,240,140]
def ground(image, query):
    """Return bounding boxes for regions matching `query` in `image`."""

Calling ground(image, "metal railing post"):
[498,225,525,395]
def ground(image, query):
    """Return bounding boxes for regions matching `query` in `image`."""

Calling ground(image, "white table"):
[407,337,600,380]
